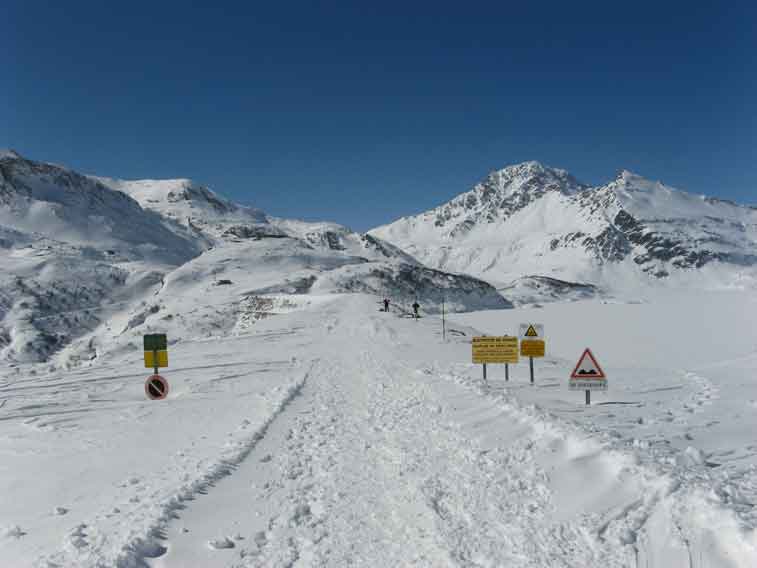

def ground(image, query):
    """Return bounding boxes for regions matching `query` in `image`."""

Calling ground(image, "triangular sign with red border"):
[570,348,606,379]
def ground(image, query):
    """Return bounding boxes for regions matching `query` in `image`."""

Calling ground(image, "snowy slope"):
[0,152,506,366]
[0,154,199,262]
[370,162,757,297]
[93,176,267,241]
[0,152,204,363]
[96,175,421,266]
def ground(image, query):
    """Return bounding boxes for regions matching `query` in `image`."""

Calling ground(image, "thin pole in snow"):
[529,357,534,384]
[505,363,509,382]
[483,363,487,384]
[586,390,591,405]
[442,295,446,342]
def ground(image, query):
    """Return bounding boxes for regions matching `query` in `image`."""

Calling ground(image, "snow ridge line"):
[434,364,757,566]
[41,360,317,568]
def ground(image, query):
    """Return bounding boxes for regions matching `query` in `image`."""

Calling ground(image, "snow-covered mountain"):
[370,161,757,296]
[0,151,506,365]
[0,152,201,263]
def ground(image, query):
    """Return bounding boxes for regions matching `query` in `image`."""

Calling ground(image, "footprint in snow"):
[53,507,69,516]
[69,524,88,549]
[2,525,26,539]
[208,536,235,550]
[291,503,311,525]
[253,531,267,547]
[136,540,168,558]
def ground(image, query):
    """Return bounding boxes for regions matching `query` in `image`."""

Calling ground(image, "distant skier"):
[383,298,390,312]
[412,301,420,319]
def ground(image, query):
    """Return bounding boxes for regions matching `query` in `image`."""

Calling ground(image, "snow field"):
[136,296,757,565]
[1,291,756,566]
[0,307,321,567]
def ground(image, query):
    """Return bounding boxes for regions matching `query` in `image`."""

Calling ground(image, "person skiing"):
[383,298,390,312]
[412,301,420,319]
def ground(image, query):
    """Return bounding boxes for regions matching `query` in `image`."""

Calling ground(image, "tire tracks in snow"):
[40,361,316,568]
[239,355,455,567]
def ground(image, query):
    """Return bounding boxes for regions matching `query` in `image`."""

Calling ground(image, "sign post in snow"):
[519,324,545,384]
[569,348,607,405]
[472,336,518,384]
[144,334,169,400]
[441,295,446,342]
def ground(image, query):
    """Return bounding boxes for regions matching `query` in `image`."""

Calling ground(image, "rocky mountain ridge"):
[371,162,757,290]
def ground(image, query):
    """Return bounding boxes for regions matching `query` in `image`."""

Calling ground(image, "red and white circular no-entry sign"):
[145,374,169,400]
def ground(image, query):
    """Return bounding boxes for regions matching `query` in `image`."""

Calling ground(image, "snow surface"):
[1,291,757,566]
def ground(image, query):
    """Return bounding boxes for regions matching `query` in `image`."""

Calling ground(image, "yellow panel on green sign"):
[472,336,519,364]
[520,339,545,358]
[144,350,168,368]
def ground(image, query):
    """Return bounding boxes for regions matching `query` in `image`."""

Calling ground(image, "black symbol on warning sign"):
[577,369,598,375]
[145,374,169,400]
[525,325,538,337]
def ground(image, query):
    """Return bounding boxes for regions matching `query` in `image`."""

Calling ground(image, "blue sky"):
[3,1,755,230]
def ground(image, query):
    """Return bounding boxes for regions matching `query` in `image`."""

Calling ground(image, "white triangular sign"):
[570,348,606,379]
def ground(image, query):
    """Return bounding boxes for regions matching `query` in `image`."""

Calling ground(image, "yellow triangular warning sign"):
[525,325,538,337]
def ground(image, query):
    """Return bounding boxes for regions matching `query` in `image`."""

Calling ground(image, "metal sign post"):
[442,296,446,342]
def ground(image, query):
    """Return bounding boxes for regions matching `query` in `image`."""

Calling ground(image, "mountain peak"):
[0,149,22,160]
[495,160,565,178]
[505,159,548,171]
[477,160,586,200]
[615,169,651,184]
[609,169,672,196]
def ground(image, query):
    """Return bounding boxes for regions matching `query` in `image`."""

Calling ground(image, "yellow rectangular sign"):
[472,336,519,364]
[144,350,168,368]
[520,339,545,358]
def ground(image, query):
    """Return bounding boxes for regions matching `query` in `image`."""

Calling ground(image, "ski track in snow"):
[39,364,313,568]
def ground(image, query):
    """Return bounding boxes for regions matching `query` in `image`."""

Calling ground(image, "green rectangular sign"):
[144,334,167,351]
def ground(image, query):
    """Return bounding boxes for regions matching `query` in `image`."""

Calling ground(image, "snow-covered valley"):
[1,151,756,566]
